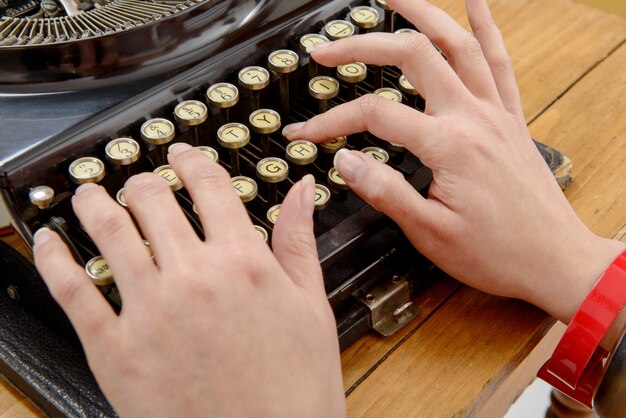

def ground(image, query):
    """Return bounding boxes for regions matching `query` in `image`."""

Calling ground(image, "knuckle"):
[358,94,383,124]
[400,32,434,58]
[126,172,171,200]
[50,269,85,306]
[193,162,230,188]
[89,207,129,241]
[363,167,403,209]
[490,52,514,74]
[460,34,484,61]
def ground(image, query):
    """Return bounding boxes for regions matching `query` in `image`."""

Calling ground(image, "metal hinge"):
[359,275,419,337]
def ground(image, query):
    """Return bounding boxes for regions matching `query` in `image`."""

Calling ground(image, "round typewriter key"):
[350,6,380,30]
[29,186,55,209]
[85,256,114,286]
[143,240,154,258]
[196,146,219,162]
[324,20,356,40]
[192,204,199,215]
[387,141,406,153]
[206,83,239,109]
[376,0,393,10]
[374,87,403,102]
[328,167,349,190]
[238,66,271,91]
[319,136,347,154]
[337,62,368,84]
[268,49,299,74]
[254,225,269,243]
[231,176,258,203]
[106,137,141,166]
[140,118,176,145]
[267,204,281,225]
[153,165,183,192]
[299,33,329,53]
[395,28,418,35]
[286,140,318,165]
[314,184,331,211]
[309,76,340,113]
[398,74,419,96]
[174,100,208,126]
[249,109,281,135]
[309,76,340,101]
[256,157,289,183]
[116,188,128,208]
[69,157,106,184]
[217,123,250,149]
[362,147,390,164]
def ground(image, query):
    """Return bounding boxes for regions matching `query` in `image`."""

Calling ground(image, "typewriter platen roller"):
[0,1,570,416]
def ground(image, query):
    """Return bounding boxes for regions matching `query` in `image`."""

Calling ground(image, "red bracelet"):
[538,249,626,407]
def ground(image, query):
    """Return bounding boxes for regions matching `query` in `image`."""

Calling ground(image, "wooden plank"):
[346,287,554,417]
[426,0,626,122]
[529,43,626,239]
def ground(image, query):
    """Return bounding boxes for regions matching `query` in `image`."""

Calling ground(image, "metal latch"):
[359,276,419,337]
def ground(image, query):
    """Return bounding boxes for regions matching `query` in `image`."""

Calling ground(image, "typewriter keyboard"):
[6,0,435,343]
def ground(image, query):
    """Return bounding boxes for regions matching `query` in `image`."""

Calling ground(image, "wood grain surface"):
[0,0,624,416]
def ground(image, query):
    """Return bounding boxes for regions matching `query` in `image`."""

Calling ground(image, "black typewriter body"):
[0,1,442,415]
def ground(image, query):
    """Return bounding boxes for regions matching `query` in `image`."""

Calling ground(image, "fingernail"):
[334,149,365,182]
[168,142,192,156]
[301,174,315,215]
[306,41,332,54]
[33,227,53,247]
[75,183,98,195]
[282,122,306,140]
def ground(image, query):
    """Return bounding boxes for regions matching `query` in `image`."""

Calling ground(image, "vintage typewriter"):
[0,0,571,416]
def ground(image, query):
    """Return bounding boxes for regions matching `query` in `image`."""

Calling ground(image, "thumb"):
[272,175,326,300]
[334,149,431,232]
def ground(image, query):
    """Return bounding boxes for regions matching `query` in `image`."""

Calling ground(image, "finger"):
[123,171,200,268]
[386,0,501,103]
[167,143,252,239]
[332,149,439,233]
[309,32,468,109]
[72,183,159,295]
[466,0,525,117]
[282,95,446,169]
[272,175,326,300]
[33,227,116,347]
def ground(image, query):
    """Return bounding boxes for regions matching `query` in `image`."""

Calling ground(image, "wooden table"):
[1,0,625,416]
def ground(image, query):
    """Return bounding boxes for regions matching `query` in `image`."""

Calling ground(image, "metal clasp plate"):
[359,276,419,337]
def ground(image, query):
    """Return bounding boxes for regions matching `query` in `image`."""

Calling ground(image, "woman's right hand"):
[284,0,626,326]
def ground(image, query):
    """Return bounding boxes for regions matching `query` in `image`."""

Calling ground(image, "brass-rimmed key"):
[206,82,239,126]
[314,183,331,211]
[266,204,281,226]
[69,157,106,185]
[286,140,318,179]
[257,157,289,206]
[238,66,271,111]
[337,62,368,101]
[196,146,220,163]
[249,109,281,156]
[350,6,380,34]
[254,225,269,243]
[300,33,330,78]
[324,20,356,41]
[217,123,250,175]
[232,176,258,204]
[140,118,176,166]
[362,146,390,164]
[309,76,340,113]
[153,165,183,192]
[398,74,425,110]
[29,186,55,210]
[105,137,141,179]
[328,167,350,191]
[116,188,128,208]
[268,49,300,115]
[376,0,395,33]
[85,255,114,287]
[374,87,403,103]
[174,100,208,146]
